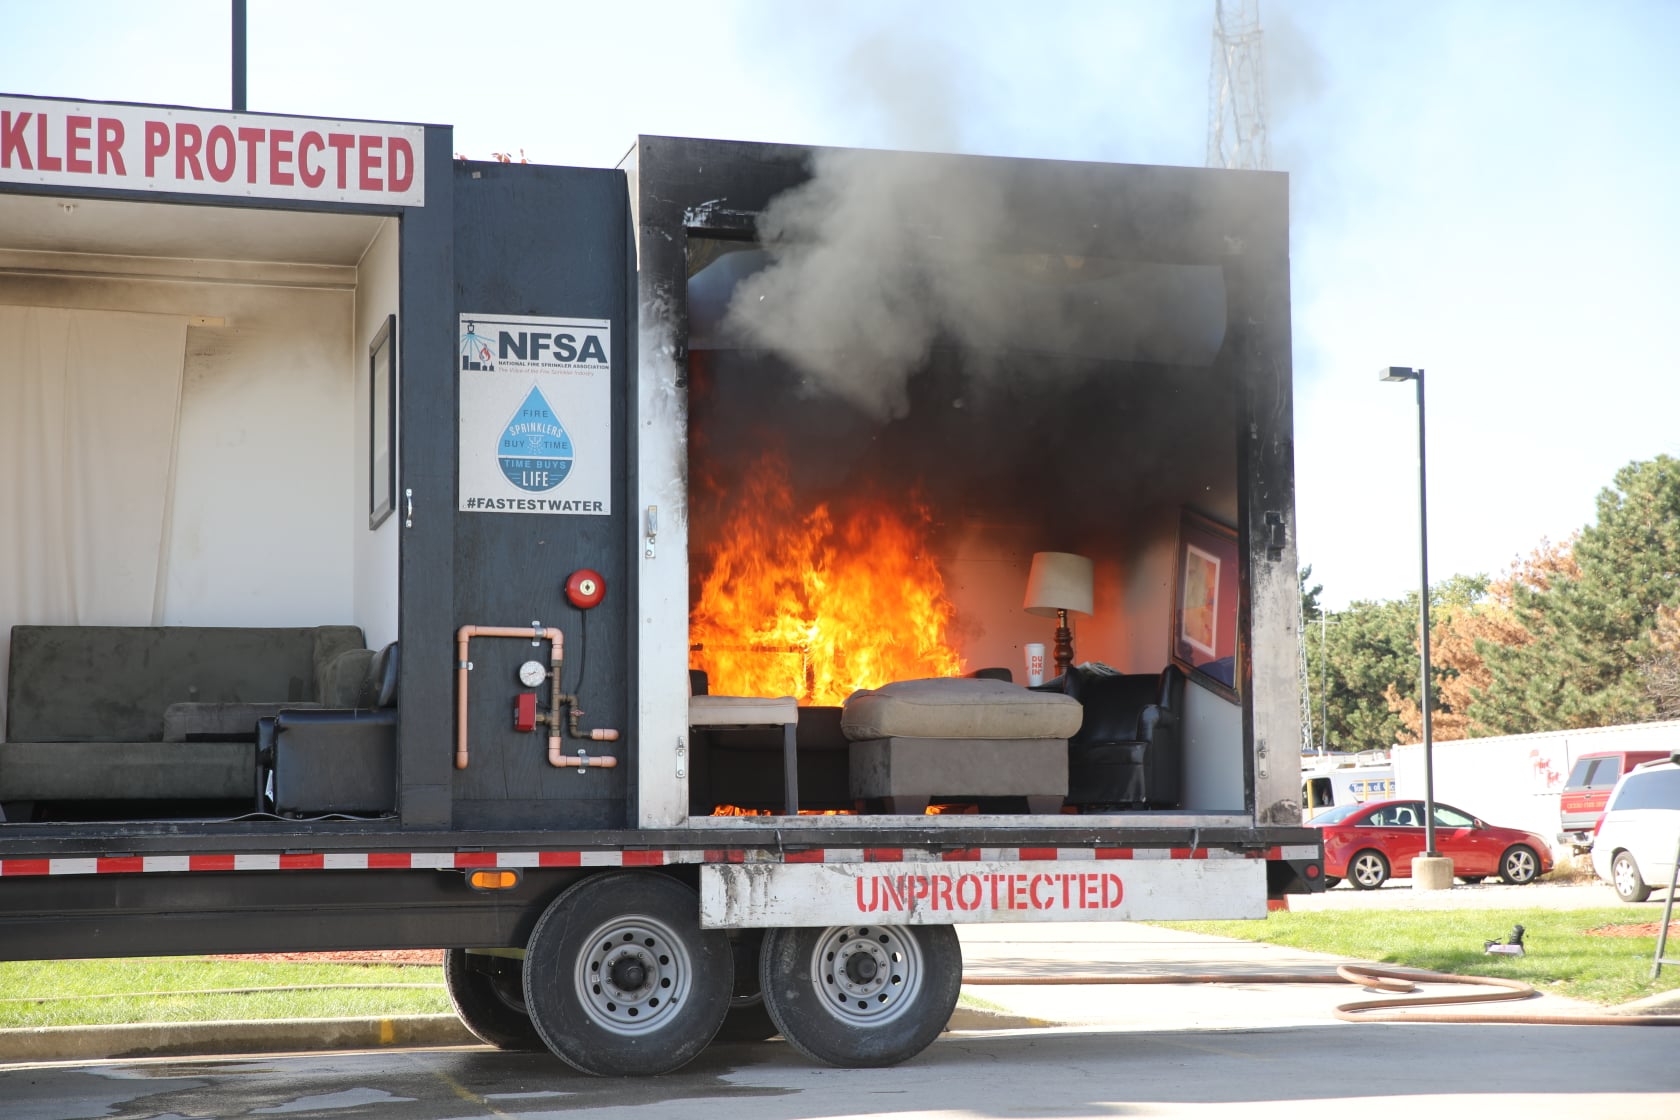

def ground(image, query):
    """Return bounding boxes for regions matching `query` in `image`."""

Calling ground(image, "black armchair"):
[1050,664,1185,810]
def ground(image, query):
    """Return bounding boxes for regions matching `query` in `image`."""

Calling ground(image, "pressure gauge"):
[518,660,547,688]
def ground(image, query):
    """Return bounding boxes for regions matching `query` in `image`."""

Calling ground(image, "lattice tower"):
[1206,0,1270,171]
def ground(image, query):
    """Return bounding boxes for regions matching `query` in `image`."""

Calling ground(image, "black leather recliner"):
[1050,664,1185,810]
[255,642,399,816]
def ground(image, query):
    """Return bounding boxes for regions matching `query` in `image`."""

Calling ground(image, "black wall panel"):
[448,162,632,829]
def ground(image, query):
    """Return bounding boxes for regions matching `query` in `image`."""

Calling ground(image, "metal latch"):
[1264,511,1286,561]
[645,505,659,558]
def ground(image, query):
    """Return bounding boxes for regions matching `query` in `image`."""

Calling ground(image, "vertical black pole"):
[232,0,247,111]
[1416,370,1437,857]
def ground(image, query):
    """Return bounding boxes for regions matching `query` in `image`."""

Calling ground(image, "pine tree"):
[1476,457,1680,732]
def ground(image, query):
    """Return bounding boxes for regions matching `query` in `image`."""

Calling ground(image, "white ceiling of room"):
[0,193,387,267]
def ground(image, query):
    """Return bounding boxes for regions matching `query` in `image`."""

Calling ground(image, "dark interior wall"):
[688,347,1237,555]
[447,161,633,830]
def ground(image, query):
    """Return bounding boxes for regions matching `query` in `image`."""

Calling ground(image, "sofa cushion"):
[6,624,366,742]
[162,701,321,742]
[0,741,255,800]
[319,647,377,708]
[690,694,798,728]
[841,678,1083,742]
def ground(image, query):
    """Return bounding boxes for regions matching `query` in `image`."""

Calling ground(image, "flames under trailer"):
[0,95,1321,1075]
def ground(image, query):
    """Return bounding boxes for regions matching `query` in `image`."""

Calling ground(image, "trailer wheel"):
[443,949,545,1051]
[759,923,961,1068]
[522,871,733,1076]
[714,930,779,1043]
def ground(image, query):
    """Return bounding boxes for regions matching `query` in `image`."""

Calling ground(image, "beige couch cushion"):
[690,694,798,728]
[841,678,1082,741]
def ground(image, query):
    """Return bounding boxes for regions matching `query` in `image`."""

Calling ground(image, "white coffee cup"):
[1024,643,1046,687]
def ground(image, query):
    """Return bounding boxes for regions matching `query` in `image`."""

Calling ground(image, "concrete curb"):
[1613,988,1680,1016]
[0,1005,1055,1065]
[0,1014,476,1064]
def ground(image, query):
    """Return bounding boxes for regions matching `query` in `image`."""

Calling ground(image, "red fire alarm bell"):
[566,569,605,609]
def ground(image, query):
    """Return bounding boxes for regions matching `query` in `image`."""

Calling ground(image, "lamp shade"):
[1023,551,1094,617]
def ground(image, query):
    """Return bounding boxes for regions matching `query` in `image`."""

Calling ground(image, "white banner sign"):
[699,859,1267,928]
[458,313,613,516]
[0,97,424,205]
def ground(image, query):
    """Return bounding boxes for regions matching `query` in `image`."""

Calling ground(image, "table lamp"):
[1023,551,1094,680]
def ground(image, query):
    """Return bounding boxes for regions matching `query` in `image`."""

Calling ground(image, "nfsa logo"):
[460,316,610,372]
[497,329,608,366]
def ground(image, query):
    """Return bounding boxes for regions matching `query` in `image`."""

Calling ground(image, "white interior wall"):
[0,267,359,631]
[353,220,400,649]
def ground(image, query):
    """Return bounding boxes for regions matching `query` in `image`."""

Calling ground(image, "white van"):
[1590,754,1680,902]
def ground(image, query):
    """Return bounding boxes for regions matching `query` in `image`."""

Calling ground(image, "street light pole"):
[1382,365,1448,887]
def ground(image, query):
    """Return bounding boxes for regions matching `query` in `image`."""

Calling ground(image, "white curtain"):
[0,306,187,740]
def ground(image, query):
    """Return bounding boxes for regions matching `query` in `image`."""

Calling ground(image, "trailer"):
[0,94,1320,1075]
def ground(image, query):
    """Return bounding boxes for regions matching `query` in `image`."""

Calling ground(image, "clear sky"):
[4,0,1676,609]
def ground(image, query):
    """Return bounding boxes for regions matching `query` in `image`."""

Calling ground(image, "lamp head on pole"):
[1024,551,1094,681]
[1379,365,1422,383]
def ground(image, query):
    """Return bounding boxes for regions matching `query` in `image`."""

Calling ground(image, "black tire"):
[1459,876,1486,885]
[759,923,962,1069]
[1612,850,1652,903]
[522,871,734,1076]
[714,930,780,1043]
[1322,876,1342,889]
[1347,849,1389,890]
[1499,845,1541,885]
[443,949,545,1051]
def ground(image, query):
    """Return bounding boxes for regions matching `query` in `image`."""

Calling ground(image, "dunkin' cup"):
[1024,643,1046,687]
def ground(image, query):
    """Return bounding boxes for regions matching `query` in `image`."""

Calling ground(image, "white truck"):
[0,94,1321,1075]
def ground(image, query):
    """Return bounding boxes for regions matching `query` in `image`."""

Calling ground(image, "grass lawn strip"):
[1156,906,1680,1007]
[0,957,448,1029]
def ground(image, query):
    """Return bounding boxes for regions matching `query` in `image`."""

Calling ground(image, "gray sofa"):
[2,625,371,806]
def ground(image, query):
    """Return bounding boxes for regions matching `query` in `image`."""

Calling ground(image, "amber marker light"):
[467,868,522,891]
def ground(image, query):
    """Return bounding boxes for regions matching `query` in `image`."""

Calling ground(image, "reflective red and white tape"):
[0,844,1318,878]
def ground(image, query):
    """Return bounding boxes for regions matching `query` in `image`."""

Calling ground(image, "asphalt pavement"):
[3,881,1676,1065]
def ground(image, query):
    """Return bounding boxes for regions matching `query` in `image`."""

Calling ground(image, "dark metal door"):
[403,158,635,832]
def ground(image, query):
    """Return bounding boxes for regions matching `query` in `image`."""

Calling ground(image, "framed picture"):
[1171,508,1239,700]
[368,314,397,529]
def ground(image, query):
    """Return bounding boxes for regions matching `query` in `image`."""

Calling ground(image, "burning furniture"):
[842,677,1082,814]
[632,132,1294,824]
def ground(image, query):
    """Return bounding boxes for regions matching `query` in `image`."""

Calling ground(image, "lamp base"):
[1053,611,1074,680]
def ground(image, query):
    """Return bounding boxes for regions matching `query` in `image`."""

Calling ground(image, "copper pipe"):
[455,623,620,770]
[455,624,565,770]
[548,748,620,769]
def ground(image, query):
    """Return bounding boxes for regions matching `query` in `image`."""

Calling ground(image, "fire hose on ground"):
[959,963,1680,1026]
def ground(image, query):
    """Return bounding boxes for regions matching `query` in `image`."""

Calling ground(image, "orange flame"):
[690,452,965,705]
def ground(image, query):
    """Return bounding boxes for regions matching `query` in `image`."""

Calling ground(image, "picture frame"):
[368,314,396,529]
[1171,508,1239,700]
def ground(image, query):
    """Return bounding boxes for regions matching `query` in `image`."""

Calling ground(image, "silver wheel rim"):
[1614,856,1637,896]
[1353,853,1384,887]
[811,925,924,1026]
[1506,850,1535,882]
[574,914,692,1036]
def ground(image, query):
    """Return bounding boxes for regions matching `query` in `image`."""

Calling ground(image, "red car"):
[1311,799,1553,889]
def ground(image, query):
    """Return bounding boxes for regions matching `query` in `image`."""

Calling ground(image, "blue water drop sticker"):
[498,386,574,491]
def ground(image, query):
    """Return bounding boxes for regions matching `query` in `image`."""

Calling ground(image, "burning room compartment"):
[630,136,1297,826]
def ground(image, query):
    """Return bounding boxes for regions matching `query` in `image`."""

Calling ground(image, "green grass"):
[1156,908,1680,1006]
[0,958,448,1028]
